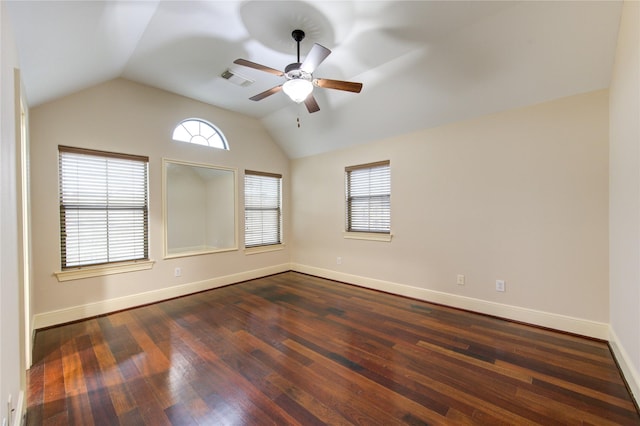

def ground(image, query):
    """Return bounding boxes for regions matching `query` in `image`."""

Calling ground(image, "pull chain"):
[297,117,301,128]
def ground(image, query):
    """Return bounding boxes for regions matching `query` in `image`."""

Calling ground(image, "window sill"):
[343,232,393,242]
[54,259,155,282]
[244,244,285,255]
[164,246,238,259]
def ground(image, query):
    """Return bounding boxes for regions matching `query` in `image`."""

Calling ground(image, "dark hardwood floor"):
[27,272,639,425]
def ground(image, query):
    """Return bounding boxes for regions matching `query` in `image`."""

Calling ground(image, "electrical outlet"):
[456,274,465,285]
[174,267,182,277]
[496,280,506,292]
[336,257,342,265]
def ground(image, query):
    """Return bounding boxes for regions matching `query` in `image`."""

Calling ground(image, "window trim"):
[343,231,393,242]
[244,243,286,255]
[244,169,283,249]
[58,145,150,270]
[54,259,155,282]
[345,160,391,236]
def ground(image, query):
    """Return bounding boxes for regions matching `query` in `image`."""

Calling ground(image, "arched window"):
[172,118,228,150]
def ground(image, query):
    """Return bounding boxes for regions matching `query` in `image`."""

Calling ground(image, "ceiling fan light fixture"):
[234,28,362,113]
[282,78,313,103]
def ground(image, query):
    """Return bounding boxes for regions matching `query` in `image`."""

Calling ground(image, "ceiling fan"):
[233,29,363,113]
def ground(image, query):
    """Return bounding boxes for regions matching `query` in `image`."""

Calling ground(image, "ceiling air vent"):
[221,69,254,87]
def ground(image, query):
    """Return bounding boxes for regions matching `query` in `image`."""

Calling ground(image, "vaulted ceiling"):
[6,1,623,158]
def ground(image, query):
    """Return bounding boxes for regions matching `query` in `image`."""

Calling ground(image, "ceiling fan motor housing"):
[284,63,312,82]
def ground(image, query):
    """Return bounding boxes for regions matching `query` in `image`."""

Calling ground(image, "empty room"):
[1,0,639,424]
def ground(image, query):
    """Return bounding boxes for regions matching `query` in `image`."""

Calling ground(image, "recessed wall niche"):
[163,159,237,258]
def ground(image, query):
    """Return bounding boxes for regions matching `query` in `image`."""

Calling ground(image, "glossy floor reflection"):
[27,272,640,425]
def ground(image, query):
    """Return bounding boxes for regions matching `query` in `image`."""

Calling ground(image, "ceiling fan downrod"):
[291,29,305,63]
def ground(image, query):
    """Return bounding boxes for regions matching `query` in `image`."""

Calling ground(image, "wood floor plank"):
[42,347,67,421]
[496,359,638,411]
[282,338,450,425]
[104,383,136,417]
[26,272,640,425]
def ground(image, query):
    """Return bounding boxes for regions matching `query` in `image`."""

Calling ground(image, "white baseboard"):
[12,391,24,426]
[32,264,290,329]
[291,263,610,340]
[609,327,640,406]
[34,263,612,340]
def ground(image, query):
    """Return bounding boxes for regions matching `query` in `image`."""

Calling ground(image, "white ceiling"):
[6,1,623,158]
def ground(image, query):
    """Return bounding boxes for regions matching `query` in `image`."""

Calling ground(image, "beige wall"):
[29,78,291,321]
[609,1,640,401]
[292,90,609,326]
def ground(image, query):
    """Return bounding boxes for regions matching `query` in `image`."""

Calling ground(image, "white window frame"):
[172,118,229,150]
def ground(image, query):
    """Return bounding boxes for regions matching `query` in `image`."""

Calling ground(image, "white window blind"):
[345,160,391,233]
[244,170,282,248]
[59,146,149,269]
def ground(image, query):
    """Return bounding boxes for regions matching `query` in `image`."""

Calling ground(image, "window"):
[172,118,228,150]
[345,160,391,234]
[244,170,282,248]
[58,146,149,269]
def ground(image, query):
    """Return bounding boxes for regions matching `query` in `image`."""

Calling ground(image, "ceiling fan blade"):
[233,59,284,77]
[249,85,282,101]
[314,78,363,93]
[300,44,331,74]
[304,94,320,113]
